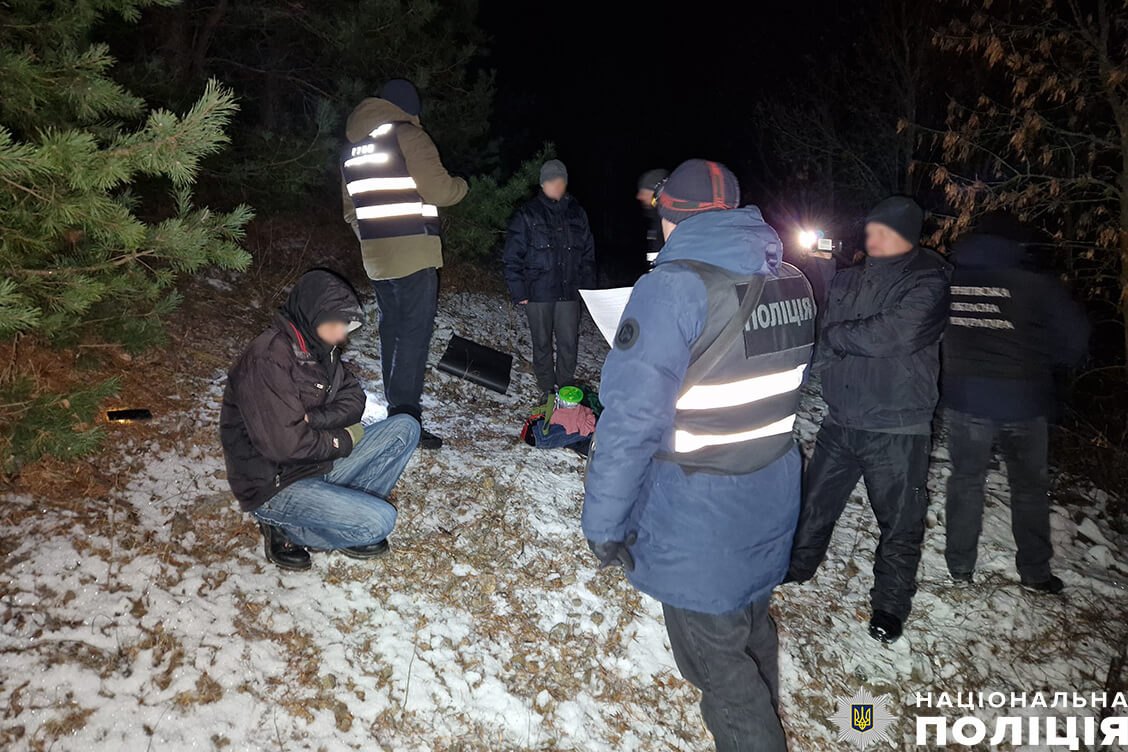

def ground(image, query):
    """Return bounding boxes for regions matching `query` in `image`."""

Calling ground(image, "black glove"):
[587,533,637,572]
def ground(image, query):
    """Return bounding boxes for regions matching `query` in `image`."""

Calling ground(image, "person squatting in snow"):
[220,270,418,571]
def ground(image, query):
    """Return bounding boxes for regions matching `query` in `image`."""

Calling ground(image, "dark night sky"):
[478,0,865,279]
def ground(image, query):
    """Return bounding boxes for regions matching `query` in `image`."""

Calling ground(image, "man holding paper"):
[582,159,815,751]
[503,159,596,400]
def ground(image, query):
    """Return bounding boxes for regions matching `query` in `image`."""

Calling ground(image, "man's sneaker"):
[419,428,443,450]
[949,570,974,585]
[258,522,311,571]
[1021,574,1064,595]
[339,539,391,560]
[868,610,903,644]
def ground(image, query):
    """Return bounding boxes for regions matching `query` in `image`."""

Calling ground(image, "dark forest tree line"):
[757,0,1128,362]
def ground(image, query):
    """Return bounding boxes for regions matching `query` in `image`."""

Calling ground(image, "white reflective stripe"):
[676,364,807,411]
[950,316,1015,330]
[343,153,390,168]
[346,177,419,195]
[369,123,395,137]
[674,414,796,453]
[355,202,439,220]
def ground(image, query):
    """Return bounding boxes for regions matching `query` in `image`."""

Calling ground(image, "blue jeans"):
[251,415,420,549]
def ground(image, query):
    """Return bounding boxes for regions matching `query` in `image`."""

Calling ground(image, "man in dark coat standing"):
[503,159,596,400]
[220,270,420,571]
[787,196,952,643]
[942,215,1089,594]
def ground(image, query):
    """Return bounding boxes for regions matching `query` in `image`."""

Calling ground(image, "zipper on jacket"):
[273,472,281,488]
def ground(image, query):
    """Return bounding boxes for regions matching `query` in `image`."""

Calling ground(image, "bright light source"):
[798,230,818,249]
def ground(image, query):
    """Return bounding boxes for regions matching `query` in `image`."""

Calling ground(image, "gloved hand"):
[344,422,365,447]
[587,533,637,572]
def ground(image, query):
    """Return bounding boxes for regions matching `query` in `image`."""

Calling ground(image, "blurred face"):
[317,320,349,346]
[636,187,655,208]
[865,222,914,258]
[541,178,567,200]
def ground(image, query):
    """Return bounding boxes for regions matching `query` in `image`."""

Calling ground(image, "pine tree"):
[442,145,556,265]
[0,0,253,348]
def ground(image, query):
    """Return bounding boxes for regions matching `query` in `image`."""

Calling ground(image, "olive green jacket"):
[341,98,468,280]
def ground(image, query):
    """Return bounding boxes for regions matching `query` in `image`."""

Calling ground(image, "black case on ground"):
[436,335,513,394]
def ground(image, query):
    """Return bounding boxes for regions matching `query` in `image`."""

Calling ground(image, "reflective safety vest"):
[665,260,816,475]
[341,122,441,241]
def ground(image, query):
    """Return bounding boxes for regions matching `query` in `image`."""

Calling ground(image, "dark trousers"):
[371,267,438,421]
[663,598,787,752]
[525,300,580,395]
[944,409,1052,582]
[788,424,931,621]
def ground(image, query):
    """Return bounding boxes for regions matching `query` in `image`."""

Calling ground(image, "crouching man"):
[583,160,815,751]
[220,269,420,570]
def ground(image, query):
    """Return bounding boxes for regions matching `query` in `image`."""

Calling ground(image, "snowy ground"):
[2,289,1127,751]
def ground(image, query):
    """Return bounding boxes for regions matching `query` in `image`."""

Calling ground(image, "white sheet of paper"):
[580,287,634,347]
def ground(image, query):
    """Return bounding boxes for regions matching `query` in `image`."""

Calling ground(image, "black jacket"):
[220,271,367,512]
[502,193,596,303]
[942,233,1089,421]
[817,247,952,429]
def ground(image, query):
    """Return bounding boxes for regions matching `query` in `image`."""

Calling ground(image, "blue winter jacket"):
[581,207,804,615]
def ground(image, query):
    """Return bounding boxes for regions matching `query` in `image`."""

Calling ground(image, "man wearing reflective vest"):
[583,160,815,752]
[341,79,468,450]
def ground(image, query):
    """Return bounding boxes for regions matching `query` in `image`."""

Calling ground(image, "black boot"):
[339,539,391,560]
[419,427,443,450]
[1021,574,1064,594]
[258,522,311,571]
[868,610,903,644]
[949,570,974,585]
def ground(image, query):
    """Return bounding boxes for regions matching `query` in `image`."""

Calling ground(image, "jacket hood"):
[950,233,1027,269]
[345,97,421,143]
[277,270,365,361]
[655,206,782,276]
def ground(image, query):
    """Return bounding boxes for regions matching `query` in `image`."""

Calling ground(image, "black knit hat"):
[637,168,669,192]
[865,196,923,245]
[379,79,421,116]
[657,159,739,224]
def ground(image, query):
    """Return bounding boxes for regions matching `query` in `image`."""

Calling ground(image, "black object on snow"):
[437,335,513,394]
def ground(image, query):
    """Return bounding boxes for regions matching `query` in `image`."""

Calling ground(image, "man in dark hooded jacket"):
[584,160,815,751]
[503,159,596,399]
[220,270,420,571]
[340,79,468,450]
[942,215,1089,594]
[787,196,952,644]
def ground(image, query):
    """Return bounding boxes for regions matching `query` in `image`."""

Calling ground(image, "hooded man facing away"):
[942,213,1089,594]
[786,196,952,644]
[220,270,420,571]
[583,159,815,752]
[340,79,468,450]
